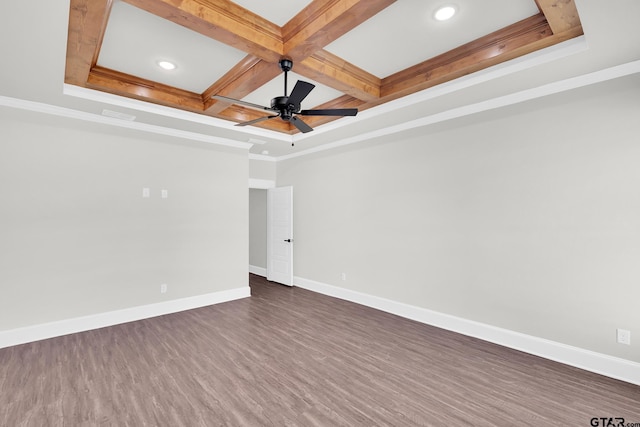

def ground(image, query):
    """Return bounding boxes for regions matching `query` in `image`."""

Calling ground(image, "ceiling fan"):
[212,59,358,133]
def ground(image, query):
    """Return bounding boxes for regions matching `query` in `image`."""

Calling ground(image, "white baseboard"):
[249,265,267,277]
[0,286,250,349]
[294,276,640,386]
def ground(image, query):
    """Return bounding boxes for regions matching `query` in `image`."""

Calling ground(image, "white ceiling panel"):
[98,1,247,93]
[231,0,314,26]
[325,0,540,78]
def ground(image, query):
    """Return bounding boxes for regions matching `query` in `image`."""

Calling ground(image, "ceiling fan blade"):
[235,115,278,127]
[299,108,358,117]
[290,116,313,133]
[287,81,315,107]
[212,95,271,112]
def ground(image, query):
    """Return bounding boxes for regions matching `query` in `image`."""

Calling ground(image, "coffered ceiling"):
[65,0,583,139]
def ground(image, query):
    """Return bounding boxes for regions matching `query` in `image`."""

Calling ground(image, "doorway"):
[249,186,293,286]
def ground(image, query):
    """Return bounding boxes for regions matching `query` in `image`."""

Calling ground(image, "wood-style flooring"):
[1,274,639,426]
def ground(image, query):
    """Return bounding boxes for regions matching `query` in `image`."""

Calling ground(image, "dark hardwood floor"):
[1,274,639,426]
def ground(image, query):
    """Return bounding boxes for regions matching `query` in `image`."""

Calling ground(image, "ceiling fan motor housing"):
[271,95,299,120]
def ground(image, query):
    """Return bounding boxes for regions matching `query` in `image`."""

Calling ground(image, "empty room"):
[1,0,639,425]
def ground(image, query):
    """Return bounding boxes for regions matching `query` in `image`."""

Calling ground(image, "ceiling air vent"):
[101,109,136,121]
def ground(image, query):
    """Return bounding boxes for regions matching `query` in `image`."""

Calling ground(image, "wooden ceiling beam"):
[283,0,396,61]
[535,0,583,35]
[65,0,114,86]
[87,66,204,111]
[203,0,393,118]
[282,0,393,101]
[203,55,281,114]
[121,0,284,62]
[298,3,583,125]
[66,0,584,135]
[89,65,293,132]
[381,14,554,99]
[297,50,381,101]
[206,0,392,112]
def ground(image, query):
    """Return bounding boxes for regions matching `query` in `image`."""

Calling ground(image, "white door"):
[267,186,293,286]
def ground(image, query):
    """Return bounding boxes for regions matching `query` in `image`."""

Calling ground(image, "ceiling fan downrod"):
[279,58,293,96]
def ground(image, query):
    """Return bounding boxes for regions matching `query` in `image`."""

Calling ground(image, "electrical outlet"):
[161,189,168,199]
[142,187,150,198]
[617,329,631,345]
[341,272,346,281]
[160,283,167,294]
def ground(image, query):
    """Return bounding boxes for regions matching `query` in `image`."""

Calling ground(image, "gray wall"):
[0,109,248,330]
[249,189,267,269]
[277,76,640,362]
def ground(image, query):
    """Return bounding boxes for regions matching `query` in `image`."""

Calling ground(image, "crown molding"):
[277,57,640,161]
[249,179,276,189]
[249,153,278,162]
[0,95,253,150]
[63,84,293,143]
[288,36,589,146]
[6,39,640,162]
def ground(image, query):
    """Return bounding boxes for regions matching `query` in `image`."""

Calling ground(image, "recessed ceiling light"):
[261,150,269,155]
[434,5,457,21]
[157,60,176,70]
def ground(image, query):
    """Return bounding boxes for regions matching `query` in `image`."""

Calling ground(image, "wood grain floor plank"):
[1,274,638,426]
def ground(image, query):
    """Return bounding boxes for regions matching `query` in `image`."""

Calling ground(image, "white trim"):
[63,84,292,143]
[249,265,267,277]
[249,153,278,162]
[278,58,640,161]
[0,96,252,150]
[0,286,250,349]
[249,178,275,189]
[6,43,640,163]
[294,276,640,386]
[289,36,589,146]
[61,38,587,149]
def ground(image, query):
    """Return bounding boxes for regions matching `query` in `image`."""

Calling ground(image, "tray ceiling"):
[66,0,583,135]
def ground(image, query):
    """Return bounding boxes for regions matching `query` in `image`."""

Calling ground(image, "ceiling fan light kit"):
[212,59,358,134]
